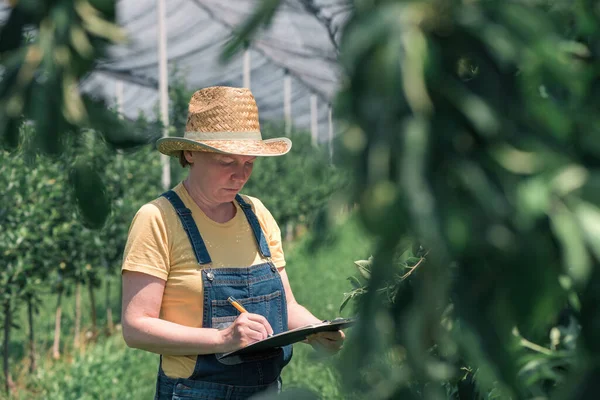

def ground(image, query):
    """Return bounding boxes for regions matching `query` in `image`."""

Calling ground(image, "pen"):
[227,296,248,313]
[228,296,273,338]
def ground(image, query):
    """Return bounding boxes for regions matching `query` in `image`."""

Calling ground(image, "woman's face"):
[185,151,256,204]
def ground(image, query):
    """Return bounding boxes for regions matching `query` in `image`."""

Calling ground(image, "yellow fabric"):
[121,182,285,378]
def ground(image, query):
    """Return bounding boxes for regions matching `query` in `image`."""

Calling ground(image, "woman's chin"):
[220,189,240,201]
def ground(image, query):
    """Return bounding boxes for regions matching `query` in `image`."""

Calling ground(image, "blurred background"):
[2,0,600,399]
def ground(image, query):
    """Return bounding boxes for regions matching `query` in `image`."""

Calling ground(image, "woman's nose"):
[232,165,250,181]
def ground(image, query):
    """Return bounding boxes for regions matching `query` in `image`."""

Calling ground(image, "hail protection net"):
[78,0,351,142]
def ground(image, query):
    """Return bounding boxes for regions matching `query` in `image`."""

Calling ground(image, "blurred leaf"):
[84,96,156,150]
[354,258,372,280]
[549,201,591,288]
[573,201,600,262]
[29,79,66,155]
[347,276,362,289]
[70,160,111,229]
[220,0,282,62]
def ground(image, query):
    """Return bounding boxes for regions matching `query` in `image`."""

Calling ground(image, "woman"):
[121,86,344,400]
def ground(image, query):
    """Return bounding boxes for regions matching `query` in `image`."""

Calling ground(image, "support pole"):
[115,80,124,118]
[310,94,318,147]
[243,45,251,89]
[115,80,124,163]
[284,71,291,136]
[157,0,170,190]
[328,104,333,164]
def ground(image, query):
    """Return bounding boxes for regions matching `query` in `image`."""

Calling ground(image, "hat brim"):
[156,137,292,157]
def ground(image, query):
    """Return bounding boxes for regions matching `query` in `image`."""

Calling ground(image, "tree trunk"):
[285,221,294,242]
[102,256,114,335]
[3,302,15,395]
[73,282,81,349]
[52,290,63,360]
[105,278,114,335]
[27,296,37,374]
[88,281,97,338]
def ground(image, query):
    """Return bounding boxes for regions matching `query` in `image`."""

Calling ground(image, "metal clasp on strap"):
[176,207,192,216]
[267,257,277,272]
[201,263,215,281]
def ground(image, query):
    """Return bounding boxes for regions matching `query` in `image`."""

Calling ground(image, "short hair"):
[179,151,190,168]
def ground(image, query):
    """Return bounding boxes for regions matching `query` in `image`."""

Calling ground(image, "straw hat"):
[156,86,292,157]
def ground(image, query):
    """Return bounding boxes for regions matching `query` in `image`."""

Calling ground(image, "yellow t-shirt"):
[121,182,286,378]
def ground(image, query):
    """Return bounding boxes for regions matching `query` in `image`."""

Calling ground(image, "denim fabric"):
[160,190,212,264]
[235,194,271,259]
[155,373,281,400]
[155,191,292,399]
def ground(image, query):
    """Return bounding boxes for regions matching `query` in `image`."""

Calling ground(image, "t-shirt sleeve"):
[121,202,171,280]
[247,197,286,269]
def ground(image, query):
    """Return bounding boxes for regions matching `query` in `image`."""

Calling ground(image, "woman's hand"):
[306,330,345,354]
[219,313,274,352]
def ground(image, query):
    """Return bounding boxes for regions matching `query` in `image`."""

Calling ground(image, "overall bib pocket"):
[212,291,284,365]
[211,291,282,321]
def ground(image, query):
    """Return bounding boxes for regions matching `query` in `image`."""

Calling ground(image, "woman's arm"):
[122,270,273,355]
[278,267,345,353]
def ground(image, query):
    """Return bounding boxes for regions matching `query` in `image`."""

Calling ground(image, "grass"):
[5,332,156,400]
[1,214,372,399]
[281,216,372,397]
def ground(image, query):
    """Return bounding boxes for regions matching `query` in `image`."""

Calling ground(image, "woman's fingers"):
[244,320,270,340]
[234,313,273,342]
[314,330,345,341]
[307,330,345,353]
[220,312,276,352]
[245,313,274,336]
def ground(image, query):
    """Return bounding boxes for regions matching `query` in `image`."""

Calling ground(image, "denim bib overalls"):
[155,191,293,400]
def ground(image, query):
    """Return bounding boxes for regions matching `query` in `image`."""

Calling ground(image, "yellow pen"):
[227,296,248,314]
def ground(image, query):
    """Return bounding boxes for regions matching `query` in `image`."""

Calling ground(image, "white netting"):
[78,0,351,141]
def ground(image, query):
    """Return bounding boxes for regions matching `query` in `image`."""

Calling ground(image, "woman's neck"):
[183,179,236,223]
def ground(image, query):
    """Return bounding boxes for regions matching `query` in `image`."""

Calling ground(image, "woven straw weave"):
[156,86,291,157]
[186,87,260,133]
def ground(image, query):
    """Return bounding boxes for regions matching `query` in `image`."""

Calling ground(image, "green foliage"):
[6,334,157,400]
[332,1,600,397]
[340,245,427,314]
[342,247,582,399]
[231,0,600,398]
[70,160,111,230]
[220,0,281,61]
[0,69,192,366]
[244,124,348,228]
[0,124,164,395]
[0,0,126,151]
[0,0,160,229]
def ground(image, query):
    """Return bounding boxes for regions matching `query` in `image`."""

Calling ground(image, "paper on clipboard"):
[218,317,357,360]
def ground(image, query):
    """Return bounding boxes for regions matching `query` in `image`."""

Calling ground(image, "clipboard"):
[218,317,357,360]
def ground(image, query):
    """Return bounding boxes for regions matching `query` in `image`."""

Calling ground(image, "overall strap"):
[161,190,212,265]
[235,194,272,258]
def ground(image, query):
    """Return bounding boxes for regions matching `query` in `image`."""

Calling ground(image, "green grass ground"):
[2,215,372,399]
